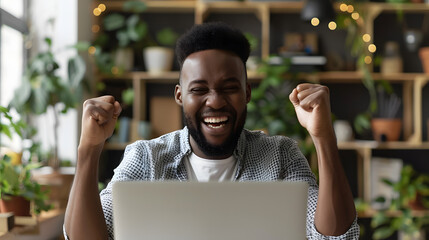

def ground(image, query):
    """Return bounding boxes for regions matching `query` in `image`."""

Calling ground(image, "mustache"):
[198,107,236,118]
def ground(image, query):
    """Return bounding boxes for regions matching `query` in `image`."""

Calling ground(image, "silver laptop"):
[112,181,309,240]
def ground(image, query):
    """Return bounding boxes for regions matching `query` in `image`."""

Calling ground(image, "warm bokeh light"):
[92,24,100,33]
[98,4,106,12]
[352,12,360,20]
[347,5,354,13]
[328,21,337,30]
[311,17,320,26]
[340,3,348,12]
[88,46,96,55]
[362,34,371,43]
[364,56,372,64]
[368,44,377,53]
[93,8,101,16]
[111,66,119,75]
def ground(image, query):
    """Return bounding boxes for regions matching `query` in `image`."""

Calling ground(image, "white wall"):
[29,0,91,163]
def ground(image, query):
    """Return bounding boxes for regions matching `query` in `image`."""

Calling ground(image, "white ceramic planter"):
[143,47,174,75]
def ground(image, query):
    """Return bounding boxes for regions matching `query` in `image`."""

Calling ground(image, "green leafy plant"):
[244,32,259,53]
[0,106,51,215]
[92,0,148,74]
[245,56,314,156]
[122,88,134,106]
[155,28,179,48]
[371,165,429,239]
[9,36,87,169]
[336,8,378,135]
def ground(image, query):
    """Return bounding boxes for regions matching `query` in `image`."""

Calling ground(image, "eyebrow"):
[188,79,208,85]
[187,77,243,87]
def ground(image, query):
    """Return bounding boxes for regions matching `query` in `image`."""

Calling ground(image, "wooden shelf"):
[99,1,197,13]
[358,208,429,218]
[99,70,429,83]
[99,71,264,82]
[303,71,429,83]
[96,1,429,14]
[338,141,429,150]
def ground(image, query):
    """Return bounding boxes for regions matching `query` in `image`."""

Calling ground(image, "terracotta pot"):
[0,195,31,216]
[419,47,429,74]
[371,118,402,141]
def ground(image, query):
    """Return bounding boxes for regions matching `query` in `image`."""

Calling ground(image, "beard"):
[184,107,247,158]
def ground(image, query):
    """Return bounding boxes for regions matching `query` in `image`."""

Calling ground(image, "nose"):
[205,90,227,109]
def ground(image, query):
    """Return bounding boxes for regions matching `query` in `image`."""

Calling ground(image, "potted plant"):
[371,83,402,142]
[372,165,429,240]
[0,106,51,216]
[93,0,148,74]
[143,28,179,75]
[8,36,87,170]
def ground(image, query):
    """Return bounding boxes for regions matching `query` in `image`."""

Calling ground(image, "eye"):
[190,87,208,94]
[223,85,240,93]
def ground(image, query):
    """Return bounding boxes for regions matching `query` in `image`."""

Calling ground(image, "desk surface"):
[0,209,65,240]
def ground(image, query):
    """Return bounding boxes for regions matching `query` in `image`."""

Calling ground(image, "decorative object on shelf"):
[0,107,51,216]
[371,84,402,141]
[118,117,131,143]
[381,41,403,75]
[8,34,87,170]
[404,29,423,52]
[333,120,354,142]
[92,0,148,74]
[371,165,429,240]
[113,48,134,72]
[371,118,402,141]
[418,47,429,74]
[143,28,179,75]
[150,97,182,138]
[138,121,151,140]
[279,32,326,72]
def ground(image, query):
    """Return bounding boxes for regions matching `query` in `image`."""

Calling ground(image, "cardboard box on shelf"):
[150,97,182,138]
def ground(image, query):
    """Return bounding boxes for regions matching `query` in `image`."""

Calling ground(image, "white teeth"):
[207,124,225,129]
[204,116,228,123]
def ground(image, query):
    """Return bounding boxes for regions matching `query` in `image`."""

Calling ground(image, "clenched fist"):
[289,84,333,139]
[80,96,122,148]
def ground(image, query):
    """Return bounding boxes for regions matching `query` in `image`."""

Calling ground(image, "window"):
[0,1,27,150]
[0,0,27,106]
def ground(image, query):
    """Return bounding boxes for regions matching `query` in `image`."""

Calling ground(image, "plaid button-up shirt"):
[65,127,359,239]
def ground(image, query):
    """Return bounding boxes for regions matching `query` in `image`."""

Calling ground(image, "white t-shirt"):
[184,153,237,182]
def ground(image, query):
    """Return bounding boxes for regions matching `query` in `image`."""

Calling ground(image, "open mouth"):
[203,116,229,129]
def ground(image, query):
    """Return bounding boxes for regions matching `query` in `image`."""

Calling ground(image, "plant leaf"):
[103,14,125,31]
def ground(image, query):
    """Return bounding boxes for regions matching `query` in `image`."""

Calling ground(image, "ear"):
[174,84,183,106]
[245,82,251,104]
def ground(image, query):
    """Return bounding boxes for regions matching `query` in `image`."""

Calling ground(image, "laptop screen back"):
[112,181,308,240]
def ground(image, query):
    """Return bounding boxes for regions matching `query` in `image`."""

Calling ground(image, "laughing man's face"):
[174,49,251,159]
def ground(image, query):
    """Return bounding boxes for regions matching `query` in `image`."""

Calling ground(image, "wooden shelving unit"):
[93,0,429,205]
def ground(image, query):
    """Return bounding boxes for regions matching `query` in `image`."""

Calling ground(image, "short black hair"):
[176,22,250,68]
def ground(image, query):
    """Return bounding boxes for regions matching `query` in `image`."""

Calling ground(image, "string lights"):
[93,3,106,17]
[338,2,376,65]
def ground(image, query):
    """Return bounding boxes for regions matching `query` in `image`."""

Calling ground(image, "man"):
[65,22,359,239]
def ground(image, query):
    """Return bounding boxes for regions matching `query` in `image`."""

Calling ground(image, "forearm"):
[64,144,109,240]
[312,131,356,236]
